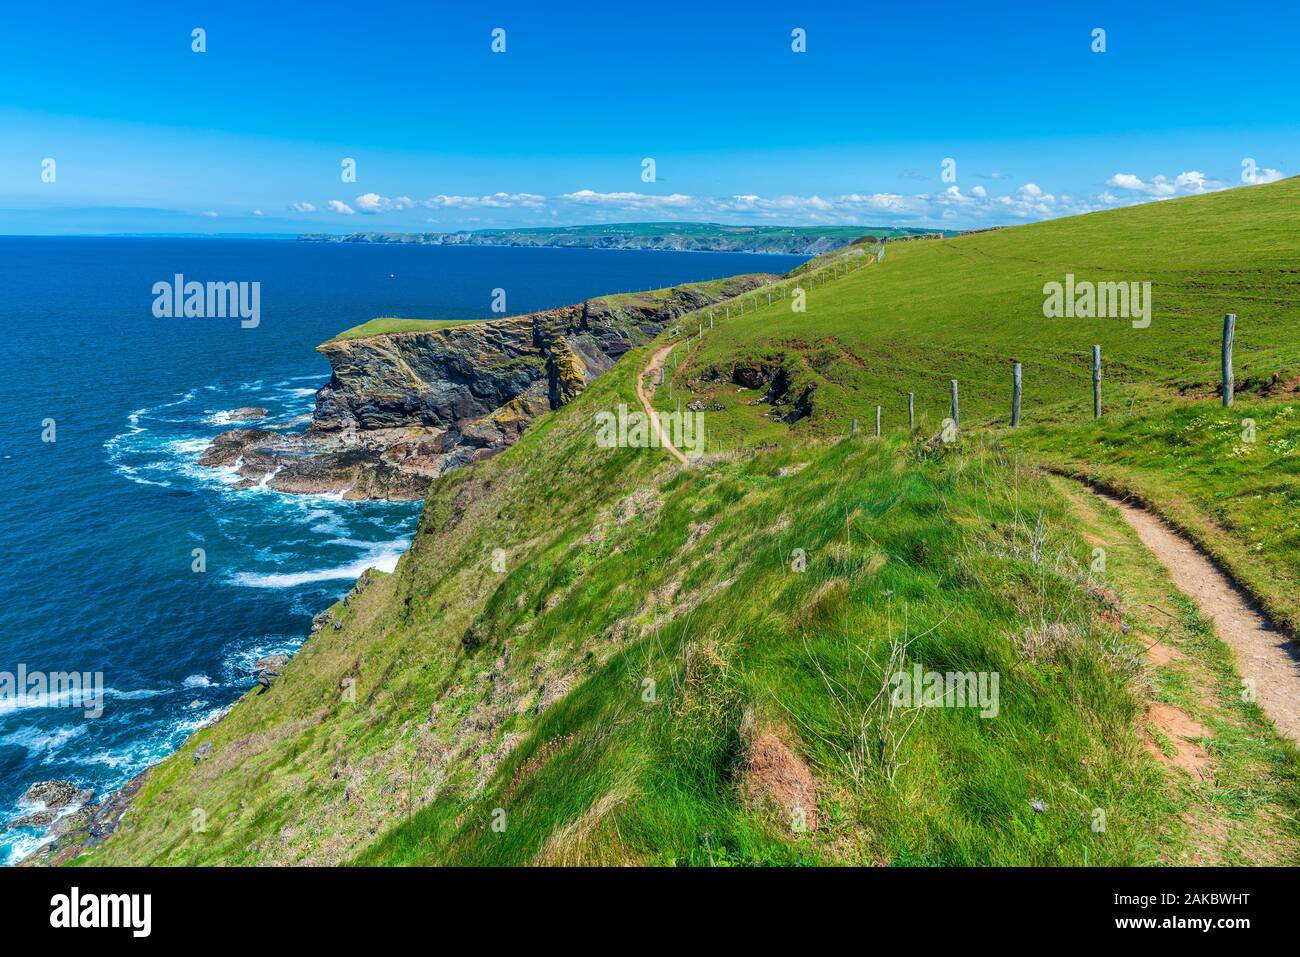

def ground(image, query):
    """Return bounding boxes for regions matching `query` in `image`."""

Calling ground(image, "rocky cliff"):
[200,275,777,499]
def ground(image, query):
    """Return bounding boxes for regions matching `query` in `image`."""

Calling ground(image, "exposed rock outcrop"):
[19,771,147,866]
[201,276,777,500]
[17,780,93,812]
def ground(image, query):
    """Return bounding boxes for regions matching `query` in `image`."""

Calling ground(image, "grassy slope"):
[82,181,1300,866]
[327,275,781,342]
[674,177,1299,441]
[329,317,481,341]
[665,178,1300,628]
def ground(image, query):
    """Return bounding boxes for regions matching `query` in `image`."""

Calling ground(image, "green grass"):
[665,177,1299,439]
[328,316,482,341]
[76,179,1300,867]
[654,177,1300,628]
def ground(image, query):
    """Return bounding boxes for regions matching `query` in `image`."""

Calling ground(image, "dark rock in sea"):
[197,276,779,500]
[9,810,56,829]
[197,428,280,467]
[222,406,269,421]
[19,769,149,866]
[48,807,92,838]
[18,780,94,811]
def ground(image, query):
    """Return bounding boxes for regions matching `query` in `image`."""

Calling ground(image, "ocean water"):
[0,237,805,863]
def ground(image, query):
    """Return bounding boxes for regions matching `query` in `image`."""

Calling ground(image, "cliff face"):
[199,275,777,499]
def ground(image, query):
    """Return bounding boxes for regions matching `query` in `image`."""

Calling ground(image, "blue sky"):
[1,0,1295,234]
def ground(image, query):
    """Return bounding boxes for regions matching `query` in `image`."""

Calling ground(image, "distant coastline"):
[298,222,952,257]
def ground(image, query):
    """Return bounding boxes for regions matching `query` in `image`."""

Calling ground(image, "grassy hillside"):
[79,350,1300,866]
[73,180,1300,867]
[671,177,1299,443]
[329,316,481,341]
[328,275,781,342]
[661,177,1300,632]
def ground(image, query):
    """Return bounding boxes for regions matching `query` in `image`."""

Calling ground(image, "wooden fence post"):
[852,418,858,436]
[908,392,915,430]
[1011,362,1022,426]
[1092,345,1102,419]
[950,380,959,430]
[875,405,881,437]
[1222,313,1236,407]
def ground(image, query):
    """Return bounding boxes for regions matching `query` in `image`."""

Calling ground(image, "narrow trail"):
[1091,487,1300,744]
[637,342,688,465]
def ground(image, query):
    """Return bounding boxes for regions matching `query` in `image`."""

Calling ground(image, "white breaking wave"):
[230,540,409,589]
[0,723,87,756]
[0,686,164,717]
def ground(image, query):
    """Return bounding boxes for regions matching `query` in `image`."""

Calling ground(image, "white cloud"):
[561,189,695,208]
[839,193,911,211]
[277,164,1272,232]
[1106,170,1224,197]
[720,194,833,212]
[1107,173,1147,192]
[252,209,265,217]
[422,192,545,209]
[356,193,415,213]
[1252,167,1285,184]
[200,210,218,217]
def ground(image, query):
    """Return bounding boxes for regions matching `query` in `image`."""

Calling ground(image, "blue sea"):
[0,237,805,863]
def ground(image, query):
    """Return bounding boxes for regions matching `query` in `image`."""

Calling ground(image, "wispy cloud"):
[276,166,1276,230]
[423,192,545,209]
[560,189,695,209]
[1105,170,1224,197]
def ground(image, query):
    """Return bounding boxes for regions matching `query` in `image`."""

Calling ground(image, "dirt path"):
[637,343,688,465]
[1092,488,1300,744]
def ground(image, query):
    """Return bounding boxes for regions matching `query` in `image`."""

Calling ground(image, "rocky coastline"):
[197,276,778,500]
[13,273,781,864]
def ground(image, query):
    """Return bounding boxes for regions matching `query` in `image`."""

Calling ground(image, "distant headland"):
[298,222,954,256]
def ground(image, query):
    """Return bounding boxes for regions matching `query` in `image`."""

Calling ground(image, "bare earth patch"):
[1144,703,1212,778]
[739,726,820,833]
